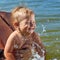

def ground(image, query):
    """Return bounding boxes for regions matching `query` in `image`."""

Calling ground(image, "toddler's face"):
[19,14,36,35]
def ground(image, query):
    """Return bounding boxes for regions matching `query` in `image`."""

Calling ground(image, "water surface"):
[0,0,60,60]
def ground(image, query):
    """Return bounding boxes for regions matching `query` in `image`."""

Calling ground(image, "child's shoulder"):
[32,32,39,36]
[8,31,17,39]
[31,32,40,41]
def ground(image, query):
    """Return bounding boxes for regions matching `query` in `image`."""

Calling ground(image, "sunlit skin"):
[4,7,46,60]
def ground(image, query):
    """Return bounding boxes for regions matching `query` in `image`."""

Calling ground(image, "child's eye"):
[32,22,35,24]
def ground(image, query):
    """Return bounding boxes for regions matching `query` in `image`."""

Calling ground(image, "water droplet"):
[42,24,46,32]
[56,38,58,40]
[53,58,57,60]
[38,33,40,36]
[47,19,49,22]
[56,49,59,52]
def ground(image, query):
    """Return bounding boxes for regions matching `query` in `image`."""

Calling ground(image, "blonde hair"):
[11,6,34,27]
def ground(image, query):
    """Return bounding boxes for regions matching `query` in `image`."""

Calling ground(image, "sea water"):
[0,0,60,60]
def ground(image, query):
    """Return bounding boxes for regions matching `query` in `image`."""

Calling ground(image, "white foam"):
[53,58,57,60]
[30,43,45,60]
[31,52,45,60]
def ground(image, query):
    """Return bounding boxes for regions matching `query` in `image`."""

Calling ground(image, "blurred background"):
[0,0,60,60]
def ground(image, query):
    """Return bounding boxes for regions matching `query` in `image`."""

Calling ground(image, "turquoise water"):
[0,0,60,60]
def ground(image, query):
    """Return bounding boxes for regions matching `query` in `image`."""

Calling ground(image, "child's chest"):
[13,36,33,50]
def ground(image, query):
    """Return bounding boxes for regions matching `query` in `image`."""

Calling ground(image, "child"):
[4,6,46,60]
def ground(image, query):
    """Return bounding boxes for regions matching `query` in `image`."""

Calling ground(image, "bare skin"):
[4,7,46,60]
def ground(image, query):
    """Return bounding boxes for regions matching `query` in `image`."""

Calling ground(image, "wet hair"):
[11,6,34,27]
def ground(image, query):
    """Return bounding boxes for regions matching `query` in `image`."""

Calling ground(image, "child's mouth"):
[27,28,34,34]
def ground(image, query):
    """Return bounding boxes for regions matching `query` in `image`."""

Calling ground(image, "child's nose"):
[30,22,33,27]
[29,22,36,28]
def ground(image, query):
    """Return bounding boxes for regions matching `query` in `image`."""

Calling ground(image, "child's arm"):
[32,32,46,57]
[4,32,16,60]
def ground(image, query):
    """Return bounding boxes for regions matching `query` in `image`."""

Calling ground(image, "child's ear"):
[13,21,19,28]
